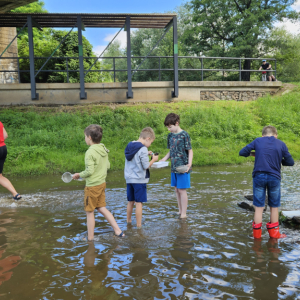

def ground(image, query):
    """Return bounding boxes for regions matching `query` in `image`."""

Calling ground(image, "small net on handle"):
[61,172,73,183]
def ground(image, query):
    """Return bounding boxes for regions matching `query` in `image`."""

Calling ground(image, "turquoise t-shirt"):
[167,130,192,173]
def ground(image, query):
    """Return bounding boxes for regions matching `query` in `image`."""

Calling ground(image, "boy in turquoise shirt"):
[73,124,124,241]
[160,113,193,219]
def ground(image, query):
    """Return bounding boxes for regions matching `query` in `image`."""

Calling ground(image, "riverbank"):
[1,83,300,176]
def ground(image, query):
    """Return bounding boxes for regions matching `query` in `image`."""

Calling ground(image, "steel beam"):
[27,16,39,100]
[77,16,87,99]
[126,16,133,99]
[172,16,178,98]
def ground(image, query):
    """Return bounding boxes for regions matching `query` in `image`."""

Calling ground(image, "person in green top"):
[73,124,125,241]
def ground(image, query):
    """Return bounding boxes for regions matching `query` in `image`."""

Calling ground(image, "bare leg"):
[254,206,264,224]
[127,201,134,223]
[86,211,95,241]
[270,207,279,224]
[0,174,19,197]
[178,188,188,218]
[174,187,182,215]
[135,202,143,227]
[98,207,124,236]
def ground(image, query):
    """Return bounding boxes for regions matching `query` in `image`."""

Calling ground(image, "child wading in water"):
[239,125,294,239]
[73,124,124,241]
[160,113,193,218]
[124,127,158,227]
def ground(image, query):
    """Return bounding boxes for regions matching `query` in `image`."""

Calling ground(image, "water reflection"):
[0,165,299,299]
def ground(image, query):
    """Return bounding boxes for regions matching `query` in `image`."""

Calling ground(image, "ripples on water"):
[0,164,300,299]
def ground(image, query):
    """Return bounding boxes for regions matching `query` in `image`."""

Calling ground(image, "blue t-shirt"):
[239,136,294,180]
[167,130,192,173]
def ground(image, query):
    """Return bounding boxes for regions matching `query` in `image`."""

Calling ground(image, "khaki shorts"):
[84,183,106,212]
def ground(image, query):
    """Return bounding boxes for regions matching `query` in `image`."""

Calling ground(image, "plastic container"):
[151,162,169,168]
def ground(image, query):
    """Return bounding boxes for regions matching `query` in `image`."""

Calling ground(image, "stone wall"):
[0,27,19,84]
[200,90,276,101]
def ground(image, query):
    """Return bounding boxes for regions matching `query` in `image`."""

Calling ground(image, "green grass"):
[1,84,300,176]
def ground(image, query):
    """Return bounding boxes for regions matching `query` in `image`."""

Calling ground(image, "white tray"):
[151,162,169,168]
[282,211,300,218]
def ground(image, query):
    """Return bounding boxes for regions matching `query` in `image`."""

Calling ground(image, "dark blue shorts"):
[253,173,281,207]
[127,183,147,203]
[171,172,190,189]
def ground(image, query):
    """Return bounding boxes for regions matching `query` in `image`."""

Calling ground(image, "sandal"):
[115,231,125,237]
[13,194,22,201]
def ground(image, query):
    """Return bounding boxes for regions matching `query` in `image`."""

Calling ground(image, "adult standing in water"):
[0,122,21,200]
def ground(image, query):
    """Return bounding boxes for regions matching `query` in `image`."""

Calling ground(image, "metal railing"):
[0,56,277,83]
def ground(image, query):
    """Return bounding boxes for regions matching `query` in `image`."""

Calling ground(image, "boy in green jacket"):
[73,124,124,241]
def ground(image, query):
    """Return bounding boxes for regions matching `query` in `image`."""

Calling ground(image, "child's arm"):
[282,145,294,166]
[3,127,8,140]
[148,154,159,168]
[73,153,95,179]
[160,151,170,162]
[239,141,255,157]
[186,149,193,172]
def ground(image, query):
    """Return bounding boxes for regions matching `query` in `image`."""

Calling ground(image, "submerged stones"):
[238,195,268,212]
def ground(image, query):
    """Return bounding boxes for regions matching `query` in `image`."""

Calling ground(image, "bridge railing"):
[0,56,277,84]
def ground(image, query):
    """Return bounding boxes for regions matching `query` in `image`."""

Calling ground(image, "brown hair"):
[84,124,103,143]
[164,113,180,126]
[139,127,155,140]
[262,125,277,136]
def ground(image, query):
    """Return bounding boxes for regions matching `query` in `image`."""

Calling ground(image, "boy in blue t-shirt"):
[160,113,193,218]
[239,126,294,239]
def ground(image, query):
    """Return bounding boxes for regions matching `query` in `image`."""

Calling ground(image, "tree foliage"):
[184,0,299,80]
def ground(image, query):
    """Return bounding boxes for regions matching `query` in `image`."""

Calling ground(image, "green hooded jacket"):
[79,143,110,187]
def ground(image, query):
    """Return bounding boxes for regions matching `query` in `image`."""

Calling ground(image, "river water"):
[0,164,300,300]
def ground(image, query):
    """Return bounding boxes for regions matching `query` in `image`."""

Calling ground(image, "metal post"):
[126,16,133,99]
[17,57,21,83]
[113,58,116,82]
[159,57,161,81]
[27,16,38,100]
[66,57,69,83]
[77,16,87,99]
[201,58,204,81]
[275,60,277,80]
[239,59,241,81]
[172,16,178,98]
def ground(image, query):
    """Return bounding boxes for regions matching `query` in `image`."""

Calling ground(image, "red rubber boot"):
[266,222,286,238]
[252,222,262,239]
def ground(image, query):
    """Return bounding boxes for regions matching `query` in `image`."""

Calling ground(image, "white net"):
[61,172,73,183]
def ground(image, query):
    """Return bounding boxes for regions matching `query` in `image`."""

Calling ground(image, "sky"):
[43,0,300,56]
[44,0,185,55]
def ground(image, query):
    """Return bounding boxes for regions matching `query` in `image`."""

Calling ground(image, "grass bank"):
[1,83,300,177]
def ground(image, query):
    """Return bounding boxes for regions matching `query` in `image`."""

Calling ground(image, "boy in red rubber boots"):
[239,126,294,239]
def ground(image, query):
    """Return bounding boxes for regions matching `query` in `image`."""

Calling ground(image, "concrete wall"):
[0,81,282,106]
[0,27,19,84]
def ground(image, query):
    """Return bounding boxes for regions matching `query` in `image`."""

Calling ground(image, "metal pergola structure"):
[0,13,178,100]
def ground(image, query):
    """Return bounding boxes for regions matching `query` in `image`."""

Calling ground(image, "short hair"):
[262,125,277,136]
[164,113,180,126]
[139,127,155,140]
[84,124,103,143]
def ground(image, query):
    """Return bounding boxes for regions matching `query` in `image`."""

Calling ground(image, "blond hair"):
[139,127,155,140]
[262,125,277,136]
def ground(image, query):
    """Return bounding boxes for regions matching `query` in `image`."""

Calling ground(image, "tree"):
[184,0,299,80]
[266,27,300,82]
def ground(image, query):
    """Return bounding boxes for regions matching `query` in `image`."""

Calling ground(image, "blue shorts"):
[171,172,190,189]
[253,173,281,207]
[127,183,147,203]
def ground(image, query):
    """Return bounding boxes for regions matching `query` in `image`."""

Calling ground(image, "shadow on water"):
[0,164,300,299]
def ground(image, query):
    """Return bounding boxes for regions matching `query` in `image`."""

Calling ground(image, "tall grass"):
[1,85,300,176]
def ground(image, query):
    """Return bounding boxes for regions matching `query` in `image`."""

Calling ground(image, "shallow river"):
[0,164,300,300]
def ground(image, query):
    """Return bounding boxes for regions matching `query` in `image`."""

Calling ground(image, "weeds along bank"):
[1,85,300,177]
